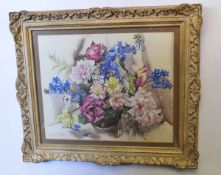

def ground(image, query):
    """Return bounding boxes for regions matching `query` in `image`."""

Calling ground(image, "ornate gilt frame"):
[9,4,202,168]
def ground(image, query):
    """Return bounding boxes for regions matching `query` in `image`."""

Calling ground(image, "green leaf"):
[52,64,61,70]
[78,84,89,91]
[74,55,85,61]
[73,38,85,58]
[44,89,50,94]
[102,44,108,51]
[78,115,87,124]
[49,54,60,64]
[104,108,116,119]
[133,34,142,40]
[99,108,122,128]
[57,66,68,74]
[119,60,128,73]
[49,54,72,75]
[128,73,136,96]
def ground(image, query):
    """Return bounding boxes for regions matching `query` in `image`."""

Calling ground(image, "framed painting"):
[9,3,202,168]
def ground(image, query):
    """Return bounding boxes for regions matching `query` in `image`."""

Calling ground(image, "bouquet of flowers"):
[44,34,172,137]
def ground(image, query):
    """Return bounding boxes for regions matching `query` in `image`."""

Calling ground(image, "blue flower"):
[69,92,75,98]
[119,53,126,61]
[46,77,87,103]
[99,61,121,81]
[151,69,172,89]
[99,41,137,81]
[69,85,86,104]
[102,49,117,61]
[116,41,137,59]
[117,41,124,53]
[124,43,131,53]
[49,77,64,94]
[63,80,71,92]
[130,45,136,54]
[109,47,116,52]
[48,77,71,94]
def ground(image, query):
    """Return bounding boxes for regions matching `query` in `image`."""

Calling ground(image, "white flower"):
[125,87,164,131]
[57,110,78,128]
[72,59,96,84]
[92,74,105,84]
[90,82,107,99]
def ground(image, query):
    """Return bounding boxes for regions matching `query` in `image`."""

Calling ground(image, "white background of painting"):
[0,0,221,175]
[38,33,173,125]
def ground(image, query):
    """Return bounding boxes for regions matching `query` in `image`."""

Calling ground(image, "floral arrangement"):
[44,34,172,137]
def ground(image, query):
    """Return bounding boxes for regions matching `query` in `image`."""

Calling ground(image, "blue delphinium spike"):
[99,41,137,81]
[151,69,172,89]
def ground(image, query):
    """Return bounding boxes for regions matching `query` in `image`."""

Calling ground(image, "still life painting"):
[39,31,175,143]
[10,4,201,168]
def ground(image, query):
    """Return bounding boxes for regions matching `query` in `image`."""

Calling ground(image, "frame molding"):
[9,3,202,168]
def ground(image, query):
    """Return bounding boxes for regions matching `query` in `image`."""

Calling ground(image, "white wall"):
[0,0,220,174]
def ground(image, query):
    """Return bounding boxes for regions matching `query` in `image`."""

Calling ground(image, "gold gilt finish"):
[9,4,202,168]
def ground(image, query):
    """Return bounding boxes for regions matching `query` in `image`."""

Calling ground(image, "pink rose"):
[85,43,102,62]
[80,95,106,123]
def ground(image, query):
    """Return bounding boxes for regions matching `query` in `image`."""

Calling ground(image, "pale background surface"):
[0,0,220,175]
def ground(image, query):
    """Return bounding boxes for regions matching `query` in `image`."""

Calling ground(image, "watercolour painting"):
[39,31,175,143]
